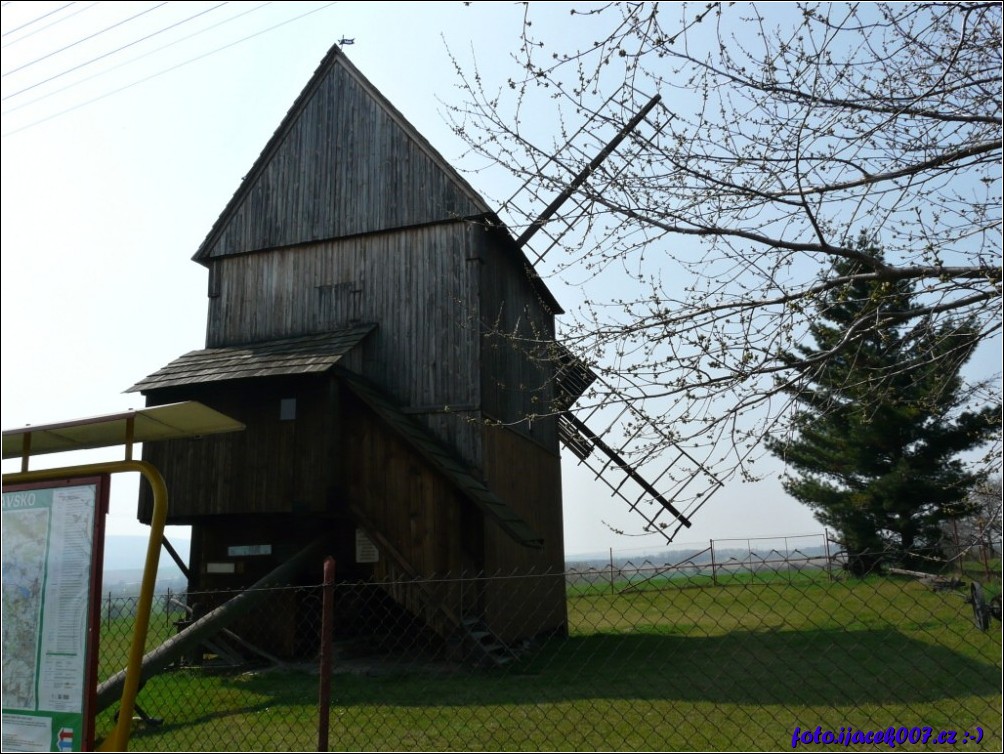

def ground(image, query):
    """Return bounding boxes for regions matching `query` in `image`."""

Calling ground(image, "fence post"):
[823,530,833,582]
[318,557,336,753]
[609,548,615,594]
[784,537,791,585]
[979,519,991,580]
[748,538,753,584]
[709,539,717,586]
[951,518,964,578]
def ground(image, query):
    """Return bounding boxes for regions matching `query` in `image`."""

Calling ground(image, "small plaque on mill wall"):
[355,529,379,563]
[228,544,272,557]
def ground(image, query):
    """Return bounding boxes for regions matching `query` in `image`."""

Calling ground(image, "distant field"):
[95,575,1002,751]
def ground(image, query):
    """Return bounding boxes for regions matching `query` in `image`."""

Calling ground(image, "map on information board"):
[2,479,105,752]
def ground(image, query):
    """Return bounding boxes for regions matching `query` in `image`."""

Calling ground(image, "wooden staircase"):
[459,616,515,667]
[351,504,516,667]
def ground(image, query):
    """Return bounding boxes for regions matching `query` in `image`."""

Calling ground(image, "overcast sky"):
[1,1,837,559]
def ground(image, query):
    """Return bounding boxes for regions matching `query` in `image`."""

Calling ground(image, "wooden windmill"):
[128,44,720,659]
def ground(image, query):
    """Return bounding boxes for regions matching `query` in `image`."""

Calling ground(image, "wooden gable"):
[194,45,491,263]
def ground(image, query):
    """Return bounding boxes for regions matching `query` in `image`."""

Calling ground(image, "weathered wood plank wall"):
[138,376,337,521]
[205,223,484,464]
[480,424,566,642]
[477,228,560,451]
[342,397,476,576]
[199,59,485,260]
[342,396,482,634]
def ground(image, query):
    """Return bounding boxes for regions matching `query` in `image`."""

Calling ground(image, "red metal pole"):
[317,557,335,752]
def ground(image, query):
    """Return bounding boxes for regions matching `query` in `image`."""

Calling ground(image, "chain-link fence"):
[94,545,1002,751]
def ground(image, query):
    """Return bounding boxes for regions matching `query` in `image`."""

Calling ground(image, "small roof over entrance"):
[2,402,245,459]
[127,324,377,393]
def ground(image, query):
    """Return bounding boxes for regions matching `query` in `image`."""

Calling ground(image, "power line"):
[1,1,76,39]
[3,2,99,51]
[3,2,229,102]
[2,2,168,78]
[3,2,272,117]
[2,2,338,138]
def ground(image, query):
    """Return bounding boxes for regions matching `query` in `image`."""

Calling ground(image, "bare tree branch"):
[447,1,1002,490]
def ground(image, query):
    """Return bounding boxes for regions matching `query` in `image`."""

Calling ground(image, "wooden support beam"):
[95,535,327,713]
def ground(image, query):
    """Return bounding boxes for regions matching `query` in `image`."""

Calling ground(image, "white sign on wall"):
[355,529,379,563]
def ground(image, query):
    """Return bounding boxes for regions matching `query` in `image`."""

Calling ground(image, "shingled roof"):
[127,324,376,393]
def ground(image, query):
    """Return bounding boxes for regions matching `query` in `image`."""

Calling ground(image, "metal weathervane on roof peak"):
[506,88,724,544]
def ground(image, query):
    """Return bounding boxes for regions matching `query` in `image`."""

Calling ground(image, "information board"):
[2,477,107,752]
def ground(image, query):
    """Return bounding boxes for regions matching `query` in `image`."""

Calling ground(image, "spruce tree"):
[769,243,998,575]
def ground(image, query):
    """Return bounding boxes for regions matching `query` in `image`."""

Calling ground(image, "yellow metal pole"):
[3,460,168,752]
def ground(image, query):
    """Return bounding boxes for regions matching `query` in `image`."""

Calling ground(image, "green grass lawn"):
[97,607,182,681]
[95,576,1002,751]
